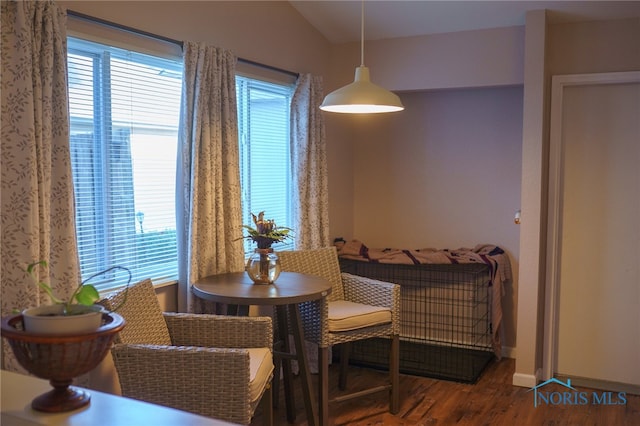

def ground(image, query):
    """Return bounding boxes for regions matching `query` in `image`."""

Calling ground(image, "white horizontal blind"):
[67,37,182,291]
[236,76,295,254]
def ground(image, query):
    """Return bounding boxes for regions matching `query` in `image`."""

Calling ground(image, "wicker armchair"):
[278,246,400,425]
[99,279,274,426]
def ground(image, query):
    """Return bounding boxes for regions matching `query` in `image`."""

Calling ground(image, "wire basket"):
[1,312,125,412]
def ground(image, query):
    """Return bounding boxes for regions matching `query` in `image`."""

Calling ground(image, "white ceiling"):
[289,1,640,44]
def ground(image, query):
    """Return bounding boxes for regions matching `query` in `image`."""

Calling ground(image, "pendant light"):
[319,1,404,114]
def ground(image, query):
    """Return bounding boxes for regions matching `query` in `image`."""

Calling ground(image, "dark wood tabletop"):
[192,271,332,306]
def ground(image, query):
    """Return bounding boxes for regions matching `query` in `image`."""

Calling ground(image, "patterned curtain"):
[0,0,80,370]
[290,74,330,249]
[176,41,244,313]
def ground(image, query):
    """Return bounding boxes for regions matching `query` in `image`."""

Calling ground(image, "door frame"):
[542,70,640,381]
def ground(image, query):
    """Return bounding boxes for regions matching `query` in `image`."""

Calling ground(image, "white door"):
[545,72,640,391]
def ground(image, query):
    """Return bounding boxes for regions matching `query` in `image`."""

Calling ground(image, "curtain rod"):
[67,10,299,79]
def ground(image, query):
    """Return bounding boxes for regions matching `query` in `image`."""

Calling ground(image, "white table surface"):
[1,370,237,426]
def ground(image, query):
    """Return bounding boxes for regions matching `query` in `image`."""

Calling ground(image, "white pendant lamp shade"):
[319,1,404,114]
[319,66,404,113]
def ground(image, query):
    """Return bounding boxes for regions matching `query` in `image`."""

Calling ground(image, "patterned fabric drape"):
[290,74,330,249]
[176,41,244,313]
[0,0,80,370]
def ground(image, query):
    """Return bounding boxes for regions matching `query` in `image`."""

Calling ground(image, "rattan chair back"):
[99,278,171,345]
[278,246,344,301]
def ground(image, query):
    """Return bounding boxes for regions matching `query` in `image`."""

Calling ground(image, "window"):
[67,37,182,291]
[236,76,295,254]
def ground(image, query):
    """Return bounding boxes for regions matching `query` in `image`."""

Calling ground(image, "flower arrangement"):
[241,211,292,249]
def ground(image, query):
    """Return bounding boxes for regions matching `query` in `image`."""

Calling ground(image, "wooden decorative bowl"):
[1,312,125,412]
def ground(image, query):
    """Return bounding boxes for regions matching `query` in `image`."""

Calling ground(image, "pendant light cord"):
[360,0,365,66]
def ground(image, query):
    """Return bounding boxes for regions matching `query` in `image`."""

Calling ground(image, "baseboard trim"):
[512,372,538,388]
[555,374,640,395]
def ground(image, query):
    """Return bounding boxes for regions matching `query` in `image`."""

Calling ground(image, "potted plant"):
[1,261,129,412]
[240,212,292,284]
[21,261,130,335]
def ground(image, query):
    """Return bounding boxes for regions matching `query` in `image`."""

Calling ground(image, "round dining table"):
[193,271,332,426]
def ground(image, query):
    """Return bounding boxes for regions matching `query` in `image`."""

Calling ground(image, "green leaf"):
[75,285,100,306]
[26,260,47,274]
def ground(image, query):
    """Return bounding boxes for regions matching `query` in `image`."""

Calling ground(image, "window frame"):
[67,36,183,292]
[235,73,296,256]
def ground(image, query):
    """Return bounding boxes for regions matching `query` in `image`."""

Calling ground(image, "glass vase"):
[246,248,281,284]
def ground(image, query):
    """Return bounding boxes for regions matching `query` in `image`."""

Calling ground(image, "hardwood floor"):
[252,358,640,425]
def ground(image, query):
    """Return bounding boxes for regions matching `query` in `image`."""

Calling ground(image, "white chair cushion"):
[248,348,274,403]
[328,300,392,332]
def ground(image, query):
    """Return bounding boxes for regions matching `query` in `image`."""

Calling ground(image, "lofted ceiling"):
[289,1,640,44]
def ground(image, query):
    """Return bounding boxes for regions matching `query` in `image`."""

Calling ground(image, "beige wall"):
[324,26,525,94]
[325,24,527,251]
[58,1,331,77]
[324,26,526,251]
[548,17,640,75]
[514,9,548,387]
[351,87,523,250]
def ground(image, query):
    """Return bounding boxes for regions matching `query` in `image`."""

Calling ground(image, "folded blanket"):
[337,240,512,358]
